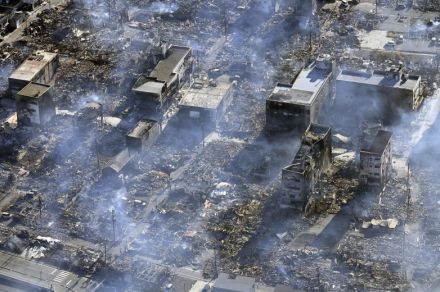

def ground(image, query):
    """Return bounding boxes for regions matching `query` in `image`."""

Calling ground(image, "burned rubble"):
[0,0,440,291]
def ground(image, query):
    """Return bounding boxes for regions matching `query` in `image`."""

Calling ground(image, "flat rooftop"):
[127,119,157,138]
[179,75,232,110]
[150,45,191,84]
[337,69,420,91]
[362,130,392,154]
[268,63,331,106]
[10,51,57,82]
[213,273,255,292]
[17,82,51,98]
[133,79,164,95]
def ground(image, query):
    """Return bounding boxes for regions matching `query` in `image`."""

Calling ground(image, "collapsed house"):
[16,82,55,126]
[212,273,255,292]
[359,130,392,187]
[126,119,160,155]
[282,124,332,203]
[266,56,333,133]
[8,51,59,95]
[76,101,103,128]
[178,74,233,127]
[132,45,192,107]
[335,65,423,123]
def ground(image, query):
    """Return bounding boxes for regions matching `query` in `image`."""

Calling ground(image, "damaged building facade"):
[282,124,332,203]
[178,74,233,127]
[16,82,55,126]
[8,51,59,95]
[126,119,160,155]
[360,130,392,187]
[335,65,423,124]
[266,56,333,133]
[132,45,192,107]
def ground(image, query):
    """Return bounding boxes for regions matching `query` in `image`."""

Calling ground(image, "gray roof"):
[10,51,57,82]
[150,45,191,83]
[336,69,420,91]
[17,82,51,98]
[268,63,331,106]
[127,119,157,138]
[213,273,255,292]
[179,75,232,110]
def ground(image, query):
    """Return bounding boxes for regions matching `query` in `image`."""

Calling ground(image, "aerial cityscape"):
[0,0,440,291]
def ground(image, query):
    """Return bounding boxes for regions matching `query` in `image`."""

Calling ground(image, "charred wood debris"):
[0,0,440,291]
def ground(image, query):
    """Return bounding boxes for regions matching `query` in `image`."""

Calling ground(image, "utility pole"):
[38,195,43,224]
[401,162,411,289]
[111,209,116,243]
[94,138,100,172]
[201,124,205,150]
[104,240,107,266]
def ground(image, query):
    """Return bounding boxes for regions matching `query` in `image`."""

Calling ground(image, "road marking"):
[53,271,70,283]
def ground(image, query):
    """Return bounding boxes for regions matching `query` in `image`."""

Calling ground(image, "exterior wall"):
[266,72,331,133]
[360,141,392,186]
[126,123,160,155]
[282,170,306,202]
[9,55,59,96]
[266,101,310,133]
[16,89,55,126]
[335,79,417,124]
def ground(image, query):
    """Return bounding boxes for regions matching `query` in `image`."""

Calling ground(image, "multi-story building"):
[132,45,192,107]
[9,51,59,95]
[126,119,160,155]
[15,82,55,126]
[266,56,333,133]
[335,65,423,124]
[178,74,233,127]
[359,130,392,187]
[282,124,332,203]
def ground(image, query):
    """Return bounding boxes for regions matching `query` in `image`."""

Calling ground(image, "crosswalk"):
[53,270,71,283]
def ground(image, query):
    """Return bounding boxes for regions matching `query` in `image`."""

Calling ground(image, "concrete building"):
[178,74,233,126]
[9,51,59,95]
[133,45,192,106]
[266,56,333,133]
[16,82,55,126]
[282,124,332,203]
[360,130,392,187]
[335,66,423,123]
[212,273,255,292]
[126,119,160,155]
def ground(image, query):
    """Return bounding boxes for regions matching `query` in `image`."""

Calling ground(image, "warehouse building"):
[16,82,55,127]
[266,56,333,133]
[282,124,332,203]
[178,74,233,127]
[360,130,392,187]
[132,45,192,107]
[9,51,59,95]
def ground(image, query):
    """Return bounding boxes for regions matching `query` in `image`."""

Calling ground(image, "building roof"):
[268,62,331,106]
[213,273,255,292]
[17,82,51,98]
[127,119,157,138]
[336,69,420,91]
[179,75,232,110]
[150,45,191,83]
[133,45,190,95]
[361,130,392,154]
[133,79,165,95]
[10,51,57,82]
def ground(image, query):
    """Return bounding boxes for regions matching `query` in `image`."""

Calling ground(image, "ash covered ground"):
[1,0,440,291]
